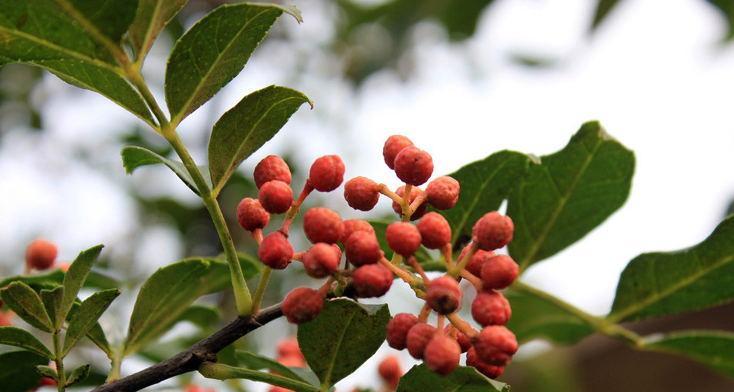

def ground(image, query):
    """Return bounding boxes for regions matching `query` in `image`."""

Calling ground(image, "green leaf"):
[61,0,139,42]
[63,301,113,358]
[590,0,623,32]
[508,121,635,270]
[370,221,438,269]
[128,0,189,60]
[0,282,52,332]
[643,331,734,377]
[66,363,91,386]
[36,365,57,379]
[707,0,734,40]
[199,362,319,392]
[0,350,46,391]
[124,258,212,355]
[59,245,104,327]
[0,327,53,358]
[40,286,63,327]
[0,268,119,292]
[177,305,220,329]
[397,364,510,392]
[62,289,119,356]
[208,85,311,194]
[165,3,300,123]
[441,150,531,245]
[121,145,210,195]
[298,298,390,387]
[235,350,309,384]
[609,216,734,322]
[202,254,262,294]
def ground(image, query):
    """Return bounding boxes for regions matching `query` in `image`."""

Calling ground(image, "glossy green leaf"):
[66,363,91,386]
[121,145,210,195]
[177,305,219,329]
[40,286,63,327]
[0,282,52,332]
[235,350,310,384]
[0,269,118,291]
[0,327,52,358]
[202,254,262,294]
[643,330,734,377]
[508,121,635,270]
[590,0,623,32]
[208,85,311,194]
[0,351,46,391]
[59,245,104,327]
[609,216,734,322]
[165,3,301,123]
[63,301,113,358]
[62,289,119,356]
[298,298,389,387]
[60,0,139,42]
[199,362,319,392]
[397,364,510,392]
[441,150,531,245]
[129,0,188,60]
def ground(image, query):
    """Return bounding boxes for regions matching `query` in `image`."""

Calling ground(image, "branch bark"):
[92,303,283,392]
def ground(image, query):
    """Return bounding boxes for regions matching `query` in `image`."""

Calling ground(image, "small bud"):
[344,231,382,266]
[254,155,291,188]
[303,243,341,278]
[25,239,57,271]
[258,180,293,214]
[466,347,505,379]
[344,176,380,211]
[340,219,375,243]
[383,135,414,170]
[303,207,344,244]
[309,155,345,192]
[282,287,324,324]
[392,186,427,220]
[424,335,461,375]
[386,222,422,257]
[386,313,419,350]
[480,255,519,290]
[471,291,511,326]
[474,326,518,366]
[472,212,514,250]
[465,250,494,277]
[378,355,403,389]
[236,197,270,231]
[352,264,393,297]
[425,176,460,210]
[425,276,462,314]
[258,232,294,269]
[406,323,437,359]
[394,146,433,186]
[416,212,451,249]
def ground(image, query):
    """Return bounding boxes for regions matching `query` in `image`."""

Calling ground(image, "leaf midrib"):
[321,310,357,387]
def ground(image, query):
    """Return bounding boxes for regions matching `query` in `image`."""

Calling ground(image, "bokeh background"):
[1,0,734,390]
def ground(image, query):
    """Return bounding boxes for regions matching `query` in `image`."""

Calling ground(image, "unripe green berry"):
[471,290,511,326]
[472,212,514,250]
[345,230,382,266]
[425,176,460,210]
[344,176,380,211]
[480,255,519,290]
[416,212,451,249]
[282,287,324,324]
[303,207,344,244]
[253,155,291,188]
[424,335,460,375]
[258,180,293,214]
[386,222,422,256]
[302,243,341,278]
[25,239,57,271]
[425,276,462,314]
[394,146,434,186]
[236,197,270,231]
[383,135,414,170]
[352,263,393,297]
[257,232,293,269]
[309,155,345,192]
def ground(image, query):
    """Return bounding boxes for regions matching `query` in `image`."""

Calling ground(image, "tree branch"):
[92,303,283,392]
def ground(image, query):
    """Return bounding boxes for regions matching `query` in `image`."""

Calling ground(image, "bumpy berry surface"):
[424,335,461,375]
[282,287,324,324]
[303,207,344,244]
[480,255,519,290]
[344,230,382,266]
[406,323,437,359]
[309,155,345,192]
[392,185,427,220]
[236,197,270,231]
[472,211,514,250]
[466,249,494,277]
[425,176,460,210]
[393,146,434,186]
[467,347,505,379]
[258,232,294,269]
[352,264,392,297]
[386,222,422,256]
[344,176,380,211]
[471,291,511,326]
[258,180,293,214]
[386,313,419,350]
[340,219,375,243]
[25,239,57,271]
[425,276,462,315]
[302,243,341,278]
[254,155,291,188]
[416,212,451,249]
[474,325,518,365]
[383,135,413,169]
[378,355,402,388]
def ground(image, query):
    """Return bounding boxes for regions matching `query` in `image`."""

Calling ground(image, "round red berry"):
[344,176,380,211]
[39,377,58,387]
[392,185,427,220]
[466,347,505,379]
[352,264,393,297]
[474,326,518,365]
[303,207,344,244]
[426,176,460,210]
[383,135,413,170]
[302,243,341,278]
[471,291,511,326]
[416,212,451,249]
[277,354,305,368]
[254,155,291,188]
[472,212,514,250]
[25,239,57,271]
[340,219,375,243]
[394,146,433,186]
[386,313,419,350]
[425,276,462,315]
[236,198,270,231]
[344,231,382,266]
[309,155,345,192]
[378,355,402,388]
[480,255,519,290]
[386,222,422,256]
[258,232,293,269]
[466,250,494,277]
[282,287,324,324]
[424,335,460,375]
[446,326,472,353]
[258,180,293,214]
[277,337,302,359]
[406,323,436,359]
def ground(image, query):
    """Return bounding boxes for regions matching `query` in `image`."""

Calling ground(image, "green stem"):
[251,267,272,314]
[53,331,66,391]
[199,362,320,392]
[106,349,122,382]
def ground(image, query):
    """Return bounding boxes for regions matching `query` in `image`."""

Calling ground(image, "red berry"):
[386,313,419,350]
[39,377,58,387]
[0,311,11,327]
[471,291,511,326]
[185,386,215,392]
[394,146,433,186]
[386,222,422,256]
[406,323,436,359]
[276,337,303,359]
[466,347,505,379]
[453,328,472,353]
[466,250,494,277]
[282,287,324,324]
[277,353,305,368]
[303,243,341,278]
[424,335,460,375]
[309,155,345,192]
[425,276,462,315]
[340,219,375,243]
[474,326,518,365]
[236,198,270,231]
[378,355,403,388]
[472,212,514,250]
[25,239,57,271]
[258,232,293,269]
[383,135,414,170]
[416,212,451,249]
[352,264,393,297]
[344,231,382,266]
[303,207,344,244]
[392,185,427,220]
[258,180,293,214]
[425,176,460,210]
[254,155,291,188]
[344,176,380,211]
[480,255,519,290]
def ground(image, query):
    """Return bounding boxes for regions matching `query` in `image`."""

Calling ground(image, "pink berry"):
[383,135,414,170]
[303,207,344,244]
[253,155,291,188]
[257,232,293,269]
[386,222,422,256]
[352,264,393,297]
[425,276,462,315]
[424,335,460,375]
[25,239,57,271]
[446,326,472,353]
[474,326,518,366]
[480,255,519,289]
[466,347,505,379]
[392,185,428,220]
[394,146,434,186]
[471,291,511,326]
[472,212,514,250]
[302,243,341,278]
[466,250,494,277]
[416,212,451,249]
[344,231,382,266]
[340,219,375,243]
[236,198,270,231]
[258,180,293,214]
[344,176,380,211]
[378,355,403,389]
[309,155,345,192]
[406,323,436,359]
[425,176,460,210]
[386,313,419,350]
[282,287,324,324]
